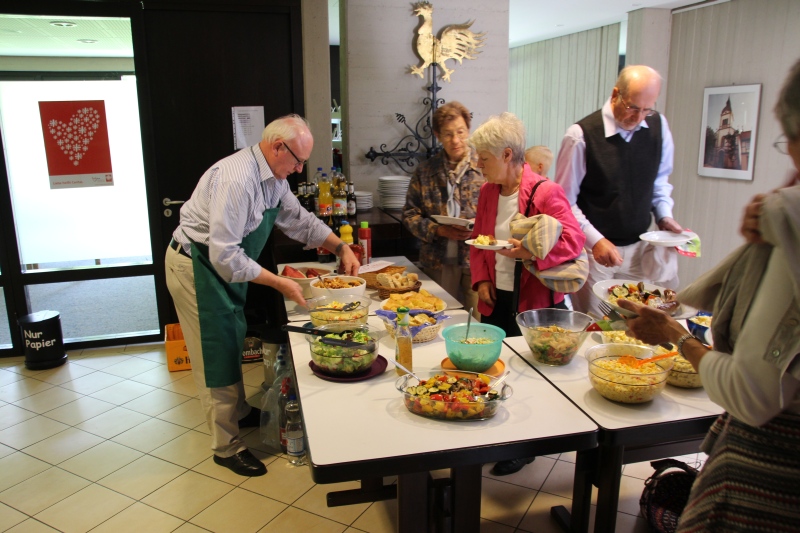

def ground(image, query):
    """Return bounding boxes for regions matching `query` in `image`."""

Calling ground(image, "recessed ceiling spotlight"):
[77,39,98,44]
[0,29,22,34]
[556,24,564,27]
[50,21,76,27]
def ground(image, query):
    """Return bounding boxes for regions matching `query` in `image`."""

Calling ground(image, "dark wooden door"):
[137,1,304,326]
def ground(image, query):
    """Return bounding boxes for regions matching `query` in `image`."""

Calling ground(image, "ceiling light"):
[50,21,76,27]
[556,24,564,27]
[0,29,22,34]
[77,39,97,44]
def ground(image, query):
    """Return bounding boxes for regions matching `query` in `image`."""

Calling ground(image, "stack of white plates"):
[378,175,411,209]
[354,191,373,211]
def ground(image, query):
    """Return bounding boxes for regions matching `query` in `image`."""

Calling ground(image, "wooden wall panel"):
[508,23,620,173]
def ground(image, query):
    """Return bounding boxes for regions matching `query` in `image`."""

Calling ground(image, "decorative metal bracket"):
[365,63,445,174]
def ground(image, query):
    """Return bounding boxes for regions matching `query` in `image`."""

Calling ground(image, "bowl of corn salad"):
[586,344,673,403]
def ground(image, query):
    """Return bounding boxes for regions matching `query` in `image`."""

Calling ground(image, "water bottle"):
[285,396,307,465]
[278,378,291,453]
[311,167,323,216]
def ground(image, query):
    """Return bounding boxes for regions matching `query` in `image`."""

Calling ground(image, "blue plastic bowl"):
[687,312,712,340]
[442,323,506,372]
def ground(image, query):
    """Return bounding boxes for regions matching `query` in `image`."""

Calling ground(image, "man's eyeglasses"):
[618,96,657,117]
[282,142,307,169]
[773,134,789,155]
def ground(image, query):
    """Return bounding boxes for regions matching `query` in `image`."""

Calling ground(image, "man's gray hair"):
[262,114,310,143]
[470,112,526,166]
[616,65,662,96]
[776,58,800,142]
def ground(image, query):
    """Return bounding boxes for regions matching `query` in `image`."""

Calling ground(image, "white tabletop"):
[504,335,724,432]
[288,310,597,468]
[279,256,463,323]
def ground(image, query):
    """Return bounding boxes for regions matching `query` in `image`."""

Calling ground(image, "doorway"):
[0,4,161,355]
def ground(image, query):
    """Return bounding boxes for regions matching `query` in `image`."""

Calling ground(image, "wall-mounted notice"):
[232,106,265,150]
[38,100,113,189]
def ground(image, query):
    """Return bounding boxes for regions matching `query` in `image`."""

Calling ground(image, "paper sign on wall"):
[232,106,265,150]
[38,100,113,189]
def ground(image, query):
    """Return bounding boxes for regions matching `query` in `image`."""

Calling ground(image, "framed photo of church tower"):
[697,84,761,180]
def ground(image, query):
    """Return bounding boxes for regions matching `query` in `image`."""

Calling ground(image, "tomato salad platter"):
[395,371,513,421]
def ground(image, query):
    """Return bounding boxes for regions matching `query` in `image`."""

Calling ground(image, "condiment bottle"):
[347,180,357,216]
[285,396,307,465]
[336,221,354,273]
[395,306,413,376]
[318,173,332,219]
[358,221,372,265]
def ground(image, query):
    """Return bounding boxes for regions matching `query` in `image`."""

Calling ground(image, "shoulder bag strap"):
[513,180,548,314]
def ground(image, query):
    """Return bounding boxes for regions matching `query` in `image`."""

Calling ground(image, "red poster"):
[38,100,113,189]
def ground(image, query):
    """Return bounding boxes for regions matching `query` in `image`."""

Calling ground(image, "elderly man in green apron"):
[166,115,359,477]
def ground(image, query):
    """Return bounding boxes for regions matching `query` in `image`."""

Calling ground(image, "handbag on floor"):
[640,458,699,533]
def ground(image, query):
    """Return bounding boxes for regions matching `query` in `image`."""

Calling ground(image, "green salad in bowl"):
[305,324,378,375]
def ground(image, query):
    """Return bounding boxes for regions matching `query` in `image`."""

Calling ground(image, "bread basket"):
[377,280,422,299]
[383,320,442,343]
[358,266,407,289]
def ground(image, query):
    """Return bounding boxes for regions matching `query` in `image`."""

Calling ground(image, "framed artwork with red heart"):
[38,100,113,189]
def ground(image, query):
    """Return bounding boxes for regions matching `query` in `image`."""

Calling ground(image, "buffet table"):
[278,256,463,323]
[504,335,724,533]
[287,311,599,533]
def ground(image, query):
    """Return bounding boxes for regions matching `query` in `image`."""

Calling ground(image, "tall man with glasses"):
[165,114,359,477]
[555,65,684,317]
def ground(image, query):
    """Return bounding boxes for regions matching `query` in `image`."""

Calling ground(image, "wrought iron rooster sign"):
[409,2,486,82]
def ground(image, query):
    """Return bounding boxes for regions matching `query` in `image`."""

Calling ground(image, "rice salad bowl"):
[586,344,673,403]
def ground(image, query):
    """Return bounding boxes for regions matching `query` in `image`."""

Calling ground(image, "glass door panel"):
[0,76,151,271]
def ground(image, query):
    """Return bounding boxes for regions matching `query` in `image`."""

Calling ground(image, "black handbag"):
[639,458,699,533]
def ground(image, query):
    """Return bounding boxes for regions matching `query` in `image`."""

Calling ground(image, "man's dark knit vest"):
[576,110,662,247]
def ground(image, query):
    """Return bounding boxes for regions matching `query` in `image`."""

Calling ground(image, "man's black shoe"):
[491,457,535,476]
[213,449,267,477]
[238,407,262,428]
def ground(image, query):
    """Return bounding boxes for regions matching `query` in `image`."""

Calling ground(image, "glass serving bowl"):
[395,371,513,421]
[516,309,594,366]
[305,323,378,375]
[586,344,673,403]
[307,295,371,327]
[441,323,505,372]
[667,354,703,388]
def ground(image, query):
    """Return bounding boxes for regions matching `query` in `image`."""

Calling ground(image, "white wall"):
[340,0,509,195]
[666,0,800,287]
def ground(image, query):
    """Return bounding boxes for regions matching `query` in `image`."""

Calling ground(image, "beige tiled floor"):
[0,344,707,532]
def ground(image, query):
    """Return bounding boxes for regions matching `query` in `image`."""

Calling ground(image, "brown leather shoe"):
[213,449,267,477]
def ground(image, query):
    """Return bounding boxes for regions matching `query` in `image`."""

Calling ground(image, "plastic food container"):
[442,323,505,372]
[307,295,371,327]
[309,275,367,299]
[586,344,673,403]
[395,371,513,421]
[305,323,378,375]
[516,309,593,366]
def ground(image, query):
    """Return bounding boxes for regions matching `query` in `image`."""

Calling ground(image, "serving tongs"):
[281,324,375,349]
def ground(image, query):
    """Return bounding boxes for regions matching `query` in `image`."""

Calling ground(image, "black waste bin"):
[18,310,67,370]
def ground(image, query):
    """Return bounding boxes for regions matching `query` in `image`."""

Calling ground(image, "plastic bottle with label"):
[311,167,323,216]
[336,221,354,273]
[347,181,357,216]
[278,377,290,453]
[318,173,332,219]
[358,221,372,265]
[395,306,413,376]
[285,397,307,465]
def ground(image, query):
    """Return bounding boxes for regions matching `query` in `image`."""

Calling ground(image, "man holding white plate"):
[555,65,685,317]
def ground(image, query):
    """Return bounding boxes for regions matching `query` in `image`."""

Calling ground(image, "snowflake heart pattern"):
[48,107,100,167]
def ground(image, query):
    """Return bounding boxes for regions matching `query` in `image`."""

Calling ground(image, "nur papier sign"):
[38,100,113,189]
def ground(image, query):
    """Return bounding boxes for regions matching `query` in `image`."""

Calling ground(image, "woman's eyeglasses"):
[773,134,789,155]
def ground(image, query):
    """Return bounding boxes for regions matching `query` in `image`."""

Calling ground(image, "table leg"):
[451,464,481,533]
[593,444,624,533]
[551,448,594,533]
[397,471,430,533]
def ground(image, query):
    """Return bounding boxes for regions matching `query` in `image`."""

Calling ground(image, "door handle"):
[163,198,185,206]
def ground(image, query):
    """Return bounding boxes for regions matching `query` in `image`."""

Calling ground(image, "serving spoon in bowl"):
[618,351,678,368]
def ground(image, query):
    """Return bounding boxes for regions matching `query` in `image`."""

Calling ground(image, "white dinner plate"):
[379,298,447,315]
[592,279,698,320]
[465,239,513,251]
[639,230,697,247]
[431,215,475,230]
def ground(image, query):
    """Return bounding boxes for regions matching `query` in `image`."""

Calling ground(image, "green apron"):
[190,154,280,387]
